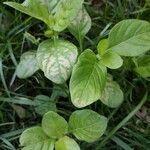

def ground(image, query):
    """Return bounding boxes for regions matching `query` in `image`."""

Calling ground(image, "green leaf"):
[37,39,78,84]
[100,51,123,69]
[68,8,91,41]
[42,111,68,139]
[69,109,108,142]
[20,126,48,146]
[134,55,150,78]
[108,19,150,56]
[100,79,124,108]
[97,39,109,56]
[4,1,55,27]
[55,136,80,150]
[34,95,57,115]
[70,49,107,108]
[53,0,84,32]
[16,51,39,79]
[22,139,54,150]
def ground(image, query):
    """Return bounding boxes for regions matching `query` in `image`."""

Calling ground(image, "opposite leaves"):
[37,39,78,84]
[70,49,107,108]
[69,109,108,142]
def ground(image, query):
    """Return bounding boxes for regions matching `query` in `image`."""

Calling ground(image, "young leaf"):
[34,95,57,115]
[53,0,84,32]
[20,126,48,146]
[16,51,39,79]
[22,139,54,150]
[107,19,150,56]
[69,109,108,142]
[100,51,123,69]
[97,39,109,56]
[37,39,78,84]
[100,80,124,108]
[70,49,107,108]
[134,55,150,78]
[55,136,80,150]
[68,8,91,41]
[42,111,68,139]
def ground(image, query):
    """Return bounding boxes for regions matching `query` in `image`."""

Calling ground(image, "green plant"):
[3,0,150,149]
[20,110,107,150]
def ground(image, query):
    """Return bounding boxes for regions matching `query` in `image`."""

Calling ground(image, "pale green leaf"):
[55,136,80,150]
[100,79,124,108]
[42,111,68,139]
[20,126,48,146]
[108,19,150,56]
[69,109,108,142]
[22,139,55,150]
[34,95,57,115]
[97,39,109,56]
[70,49,107,108]
[16,51,39,79]
[37,39,78,84]
[100,51,123,69]
[53,0,84,31]
[134,55,150,78]
[4,1,55,26]
[68,8,91,41]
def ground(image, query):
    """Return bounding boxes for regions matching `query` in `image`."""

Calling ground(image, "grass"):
[0,0,150,150]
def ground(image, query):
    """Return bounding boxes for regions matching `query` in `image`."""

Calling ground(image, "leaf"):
[34,95,57,115]
[20,126,48,146]
[68,8,91,41]
[100,79,124,108]
[55,136,80,150]
[24,32,40,45]
[22,140,54,150]
[70,49,107,108]
[134,55,150,78]
[69,109,108,142]
[97,39,109,56]
[42,111,68,139]
[4,1,55,27]
[36,39,78,84]
[53,0,84,32]
[100,51,123,69]
[16,51,39,79]
[107,19,150,56]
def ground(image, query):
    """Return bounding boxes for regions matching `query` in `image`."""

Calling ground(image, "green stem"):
[96,92,148,149]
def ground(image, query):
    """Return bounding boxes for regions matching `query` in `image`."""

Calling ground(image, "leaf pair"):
[70,19,150,108]
[70,50,123,108]
[4,0,84,32]
[16,39,78,84]
[20,110,108,150]
[97,19,150,69]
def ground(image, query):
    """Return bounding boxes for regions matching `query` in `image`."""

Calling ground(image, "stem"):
[96,92,148,149]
